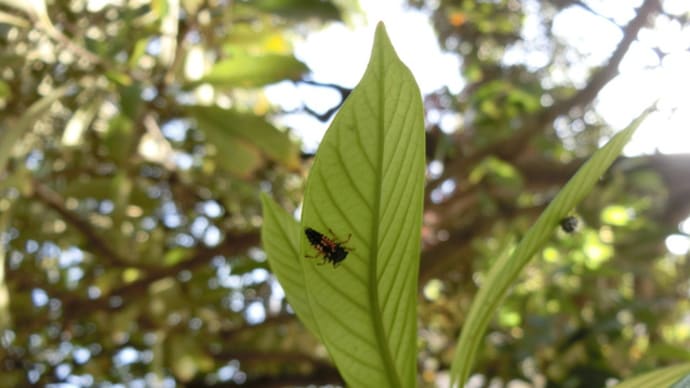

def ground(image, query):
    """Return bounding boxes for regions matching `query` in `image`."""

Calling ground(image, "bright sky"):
[266,0,463,151]
[267,0,690,155]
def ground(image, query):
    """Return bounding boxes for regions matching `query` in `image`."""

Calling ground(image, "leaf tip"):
[374,21,391,47]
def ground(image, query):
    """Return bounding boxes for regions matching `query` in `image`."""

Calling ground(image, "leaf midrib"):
[367,36,402,388]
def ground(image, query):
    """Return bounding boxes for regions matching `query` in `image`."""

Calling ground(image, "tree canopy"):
[0,0,689,386]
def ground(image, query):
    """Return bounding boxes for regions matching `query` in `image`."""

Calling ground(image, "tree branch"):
[58,231,260,318]
[545,0,661,122]
[497,0,661,158]
[30,178,140,269]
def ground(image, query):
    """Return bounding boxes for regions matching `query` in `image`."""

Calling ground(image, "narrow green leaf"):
[194,53,308,88]
[614,363,690,388]
[300,23,425,388]
[449,108,654,386]
[261,194,320,338]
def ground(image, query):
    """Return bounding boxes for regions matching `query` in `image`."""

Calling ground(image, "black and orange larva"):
[304,227,353,267]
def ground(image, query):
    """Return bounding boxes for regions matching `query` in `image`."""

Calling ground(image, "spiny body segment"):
[304,227,352,268]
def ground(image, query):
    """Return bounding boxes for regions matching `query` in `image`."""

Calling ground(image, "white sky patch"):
[503,0,551,70]
[295,0,463,94]
[666,234,690,255]
[552,6,624,68]
[597,9,690,155]
[578,0,639,25]
[548,5,625,89]
[267,0,463,143]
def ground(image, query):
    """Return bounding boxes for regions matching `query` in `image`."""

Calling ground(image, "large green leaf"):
[614,363,690,388]
[261,194,320,338]
[449,108,654,386]
[299,23,424,388]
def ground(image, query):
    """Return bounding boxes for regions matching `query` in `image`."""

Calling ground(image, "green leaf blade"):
[449,108,654,387]
[614,363,690,388]
[300,23,424,388]
[260,194,320,338]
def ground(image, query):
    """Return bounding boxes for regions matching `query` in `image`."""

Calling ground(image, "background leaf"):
[192,108,264,178]
[449,107,654,387]
[189,106,300,170]
[194,53,308,88]
[300,23,425,388]
[244,0,341,20]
